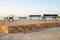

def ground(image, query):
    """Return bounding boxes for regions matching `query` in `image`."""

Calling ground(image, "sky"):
[0,0,60,16]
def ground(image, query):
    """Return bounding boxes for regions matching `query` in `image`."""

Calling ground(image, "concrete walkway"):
[0,30,7,37]
[0,27,60,40]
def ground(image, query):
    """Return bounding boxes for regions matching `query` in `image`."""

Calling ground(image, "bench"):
[56,16,60,18]
[29,15,41,19]
[4,15,14,21]
[19,17,27,19]
[56,16,60,20]
[42,14,58,21]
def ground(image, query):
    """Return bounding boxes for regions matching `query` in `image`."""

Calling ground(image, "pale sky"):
[0,0,60,16]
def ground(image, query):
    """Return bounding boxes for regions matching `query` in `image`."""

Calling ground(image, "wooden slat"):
[29,15,41,17]
[43,14,58,16]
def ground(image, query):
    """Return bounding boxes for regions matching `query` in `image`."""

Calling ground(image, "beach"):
[0,0,60,40]
[0,27,60,40]
[0,19,60,40]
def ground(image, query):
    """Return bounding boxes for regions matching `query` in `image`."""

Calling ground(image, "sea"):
[0,16,60,20]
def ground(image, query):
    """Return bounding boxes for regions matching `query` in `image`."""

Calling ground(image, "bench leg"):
[12,19,13,21]
[4,18,7,21]
[4,18,5,21]
[55,18,57,21]
[52,18,57,21]
[7,18,9,21]
[42,18,46,21]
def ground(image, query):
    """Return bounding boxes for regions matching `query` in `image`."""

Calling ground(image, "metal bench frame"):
[4,15,14,21]
[29,15,41,19]
[42,14,58,21]
[19,17,27,19]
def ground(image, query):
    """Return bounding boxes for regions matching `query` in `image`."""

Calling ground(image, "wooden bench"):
[4,17,8,21]
[4,15,14,21]
[42,14,58,21]
[19,17,27,19]
[29,15,41,19]
[56,16,60,20]
[56,16,60,18]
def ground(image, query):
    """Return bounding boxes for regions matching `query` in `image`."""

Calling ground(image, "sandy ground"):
[0,30,7,37]
[0,27,60,40]
[0,19,60,40]
[0,19,60,27]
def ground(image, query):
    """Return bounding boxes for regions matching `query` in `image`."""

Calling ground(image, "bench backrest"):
[19,17,27,19]
[29,15,41,17]
[43,14,58,17]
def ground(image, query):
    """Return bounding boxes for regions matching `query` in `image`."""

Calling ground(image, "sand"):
[0,19,60,40]
[0,27,60,40]
[0,19,60,27]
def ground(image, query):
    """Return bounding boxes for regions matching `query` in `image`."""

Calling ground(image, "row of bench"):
[29,14,58,21]
[4,14,60,21]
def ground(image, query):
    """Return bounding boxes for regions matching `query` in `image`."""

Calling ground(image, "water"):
[0,16,60,20]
